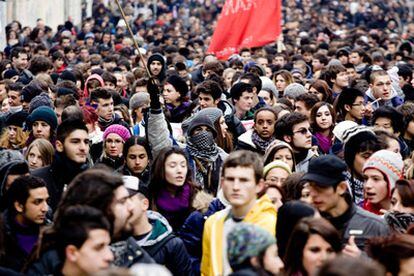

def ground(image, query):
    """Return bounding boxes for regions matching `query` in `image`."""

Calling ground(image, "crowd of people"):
[1,0,414,275]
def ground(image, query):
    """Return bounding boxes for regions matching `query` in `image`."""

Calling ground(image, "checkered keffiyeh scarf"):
[187,131,218,162]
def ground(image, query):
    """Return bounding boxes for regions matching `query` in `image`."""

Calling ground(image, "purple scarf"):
[315,132,332,154]
[155,183,191,214]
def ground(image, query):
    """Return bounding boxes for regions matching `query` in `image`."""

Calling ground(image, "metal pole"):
[114,0,152,77]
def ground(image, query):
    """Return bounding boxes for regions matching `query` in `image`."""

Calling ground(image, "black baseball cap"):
[302,155,347,187]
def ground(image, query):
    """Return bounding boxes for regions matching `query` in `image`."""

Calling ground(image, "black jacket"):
[1,211,41,272]
[31,153,89,211]
[323,195,390,250]
[111,237,154,268]
[138,211,194,276]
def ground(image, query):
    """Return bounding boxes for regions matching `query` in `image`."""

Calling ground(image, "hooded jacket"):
[201,195,277,276]
[136,211,194,276]
[365,87,403,109]
[83,74,104,98]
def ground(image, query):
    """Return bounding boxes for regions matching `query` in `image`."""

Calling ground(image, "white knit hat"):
[363,150,404,190]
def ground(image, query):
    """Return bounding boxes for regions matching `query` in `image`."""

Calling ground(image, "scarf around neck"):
[156,183,191,214]
[314,132,333,154]
[251,130,275,154]
[187,131,218,162]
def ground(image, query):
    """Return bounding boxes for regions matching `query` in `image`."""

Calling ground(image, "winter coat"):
[295,149,318,173]
[2,210,43,272]
[137,211,194,276]
[178,199,226,275]
[201,195,277,276]
[325,195,389,250]
[165,101,195,123]
[31,153,89,211]
[236,129,258,153]
[111,237,155,268]
[365,87,404,109]
[24,249,62,275]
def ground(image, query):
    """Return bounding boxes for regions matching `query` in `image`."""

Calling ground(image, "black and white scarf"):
[251,130,275,154]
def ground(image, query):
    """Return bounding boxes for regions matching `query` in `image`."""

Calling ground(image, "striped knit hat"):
[363,150,404,191]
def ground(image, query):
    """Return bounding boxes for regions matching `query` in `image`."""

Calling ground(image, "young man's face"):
[198,92,218,109]
[308,182,343,215]
[16,187,49,225]
[71,229,113,274]
[240,51,251,63]
[363,168,389,206]
[349,52,362,65]
[312,59,323,72]
[126,194,148,231]
[287,121,312,150]
[234,91,254,112]
[374,117,394,134]
[149,61,163,76]
[111,186,132,238]
[13,53,28,70]
[333,71,349,89]
[353,150,373,177]
[221,166,262,209]
[345,96,365,120]
[294,101,311,118]
[371,75,392,100]
[8,90,21,106]
[273,56,286,68]
[254,110,276,139]
[57,129,90,164]
[96,97,114,120]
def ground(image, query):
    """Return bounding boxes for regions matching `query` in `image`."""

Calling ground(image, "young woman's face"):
[275,75,287,91]
[162,83,181,105]
[126,145,149,175]
[390,188,414,213]
[309,87,324,101]
[300,183,312,204]
[273,148,294,170]
[164,153,187,186]
[219,116,228,138]
[105,133,124,158]
[33,121,51,140]
[302,234,336,275]
[27,145,44,170]
[262,244,284,274]
[7,126,18,143]
[315,105,333,131]
[265,167,289,188]
[364,168,389,205]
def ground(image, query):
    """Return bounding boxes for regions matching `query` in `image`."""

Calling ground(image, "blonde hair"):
[24,138,55,166]
[0,126,28,149]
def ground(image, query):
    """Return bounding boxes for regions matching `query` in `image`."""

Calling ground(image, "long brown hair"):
[150,147,197,200]
[284,217,342,276]
[214,116,233,153]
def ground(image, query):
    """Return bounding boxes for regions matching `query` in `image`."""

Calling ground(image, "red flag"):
[207,0,282,60]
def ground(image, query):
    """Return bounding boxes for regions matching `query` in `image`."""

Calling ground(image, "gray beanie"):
[182,107,223,135]
[284,83,306,99]
[129,92,150,111]
[29,92,53,114]
[260,76,277,97]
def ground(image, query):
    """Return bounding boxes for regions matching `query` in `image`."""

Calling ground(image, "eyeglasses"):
[293,128,311,135]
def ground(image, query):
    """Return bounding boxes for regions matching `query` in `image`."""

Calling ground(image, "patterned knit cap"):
[363,150,404,191]
[227,223,276,268]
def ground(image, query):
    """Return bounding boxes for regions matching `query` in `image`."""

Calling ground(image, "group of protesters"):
[1,0,414,275]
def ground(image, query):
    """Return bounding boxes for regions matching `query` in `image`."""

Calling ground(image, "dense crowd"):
[1,0,414,275]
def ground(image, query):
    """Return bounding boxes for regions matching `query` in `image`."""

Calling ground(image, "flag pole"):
[114,0,152,77]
